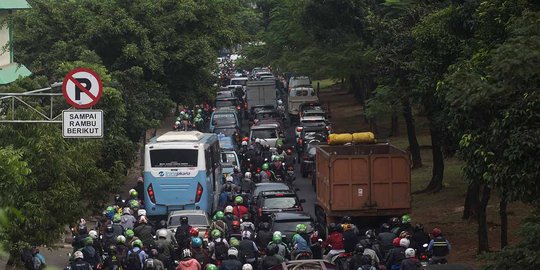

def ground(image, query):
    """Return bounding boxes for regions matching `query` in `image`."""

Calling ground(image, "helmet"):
[211,229,222,239]
[232,220,240,229]
[415,223,424,231]
[432,228,442,237]
[365,229,375,239]
[133,239,143,248]
[105,206,115,214]
[158,220,167,229]
[381,223,390,232]
[286,149,293,155]
[405,248,415,258]
[341,216,352,224]
[116,235,126,244]
[354,243,365,254]
[399,238,410,248]
[277,100,283,105]
[392,237,401,247]
[273,155,283,161]
[229,237,240,247]
[130,200,139,209]
[272,231,283,243]
[234,167,239,173]
[89,230,98,239]
[226,176,233,182]
[242,264,253,270]
[192,237,203,248]
[241,141,248,146]
[122,207,131,215]
[328,223,337,233]
[106,224,113,233]
[241,214,250,222]
[129,189,138,198]
[242,230,253,240]
[125,229,134,238]
[228,247,239,257]
[113,214,121,223]
[225,206,233,214]
[234,196,243,204]
[180,216,189,225]
[402,214,411,224]
[215,211,225,220]
[259,222,270,230]
[244,172,252,179]
[206,264,218,270]
[73,250,84,260]
[175,120,181,125]
[296,223,307,233]
[255,138,261,143]
[190,227,200,237]
[182,248,192,258]
[262,163,269,170]
[157,229,168,239]
[137,209,146,217]
[242,137,249,142]
[84,236,93,246]
[390,217,400,226]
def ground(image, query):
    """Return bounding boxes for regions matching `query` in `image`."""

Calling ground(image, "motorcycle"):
[333,252,353,270]
[285,164,295,186]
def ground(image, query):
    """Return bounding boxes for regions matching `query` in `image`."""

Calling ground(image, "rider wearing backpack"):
[144,249,165,270]
[208,230,229,262]
[126,240,148,270]
[174,216,193,251]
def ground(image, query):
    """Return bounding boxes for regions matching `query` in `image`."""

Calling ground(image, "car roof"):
[231,77,248,81]
[260,190,296,196]
[251,124,278,130]
[169,210,207,216]
[272,212,312,220]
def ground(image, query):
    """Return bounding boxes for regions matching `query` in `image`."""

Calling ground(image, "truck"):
[287,87,319,121]
[246,80,276,110]
[314,143,411,225]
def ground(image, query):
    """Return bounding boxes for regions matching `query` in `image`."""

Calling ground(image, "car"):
[297,126,329,153]
[295,116,328,140]
[249,124,280,149]
[254,119,284,136]
[254,109,281,122]
[255,72,274,80]
[216,90,234,99]
[229,77,248,89]
[221,150,240,179]
[298,102,323,116]
[215,97,241,113]
[269,212,320,242]
[251,182,293,201]
[301,109,326,119]
[167,210,211,239]
[288,76,312,91]
[209,109,240,133]
[269,260,337,270]
[253,190,305,223]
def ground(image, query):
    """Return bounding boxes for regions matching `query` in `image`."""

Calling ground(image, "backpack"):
[126,249,142,270]
[175,226,191,245]
[214,239,228,260]
[21,249,35,270]
[32,256,43,270]
[144,258,155,270]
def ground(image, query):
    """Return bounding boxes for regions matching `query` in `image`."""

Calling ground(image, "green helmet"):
[198,109,203,114]
[176,117,181,121]
[234,196,243,204]
[113,213,121,223]
[273,155,283,161]
[214,211,224,220]
[296,223,307,233]
[229,237,240,247]
[130,200,139,209]
[129,189,138,198]
[211,229,221,239]
[125,229,135,239]
[402,214,411,224]
[106,206,115,214]
[206,264,218,270]
[133,239,143,248]
[262,163,269,170]
[84,236,93,246]
[272,231,282,243]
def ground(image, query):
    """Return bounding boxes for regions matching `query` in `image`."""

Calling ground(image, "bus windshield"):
[150,149,198,167]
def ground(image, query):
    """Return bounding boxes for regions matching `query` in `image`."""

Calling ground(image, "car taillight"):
[147,184,156,204]
[258,207,262,217]
[236,106,241,110]
[256,168,261,173]
[195,183,203,203]
[296,127,302,132]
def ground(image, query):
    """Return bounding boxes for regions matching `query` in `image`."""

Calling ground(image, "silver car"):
[167,210,211,240]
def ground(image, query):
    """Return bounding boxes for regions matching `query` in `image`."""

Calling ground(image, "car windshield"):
[253,184,290,196]
[304,112,325,117]
[263,197,298,209]
[212,114,237,126]
[301,120,326,127]
[215,100,236,108]
[251,128,277,139]
[272,220,313,234]
[256,112,279,119]
[214,128,236,136]
[221,152,237,164]
[150,149,198,167]
[230,80,247,86]
[217,92,233,98]
[168,214,208,227]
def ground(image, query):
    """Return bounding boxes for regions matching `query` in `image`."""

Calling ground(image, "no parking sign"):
[62,67,103,109]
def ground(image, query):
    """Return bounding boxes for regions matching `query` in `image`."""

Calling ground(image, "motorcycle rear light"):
[421,255,427,260]
[195,183,203,203]
[236,106,241,110]
[296,127,303,132]
[258,207,262,217]
[147,184,156,204]
[299,204,303,211]
[257,168,261,173]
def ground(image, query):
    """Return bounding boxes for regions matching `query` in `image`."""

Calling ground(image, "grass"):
[312,79,336,90]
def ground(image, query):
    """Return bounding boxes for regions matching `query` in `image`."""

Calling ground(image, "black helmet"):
[242,214,250,222]
[106,224,113,233]
[415,223,424,232]
[158,220,167,229]
[327,223,337,233]
[390,217,400,226]
[381,223,390,232]
[360,255,372,265]
[336,223,343,233]
[180,216,189,225]
[359,238,372,249]
[259,222,270,230]
[365,229,375,239]
[341,216,352,224]
[354,244,365,255]
[114,194,123,204]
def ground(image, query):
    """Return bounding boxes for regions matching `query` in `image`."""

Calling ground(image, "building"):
[0,0,31,85]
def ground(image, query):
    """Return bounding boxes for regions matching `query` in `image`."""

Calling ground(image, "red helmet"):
[286,149,293,155]
[392,237,401,247]
[242,137,249,142]
[190,227,199,237]
[232,220,240,229]
[432,228,442,237]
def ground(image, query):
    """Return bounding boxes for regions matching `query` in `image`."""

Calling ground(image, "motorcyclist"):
[88,230,103,257]
[175,216,193,251]
[378,223,395,256]
[240,172,254,193]
[427,228,451,264]
[229,220,243,241]
[358,234,381,266]
[348,244,366,270]
[389,217,401,236]
[259,163,271,183]
[220,248,243,270]
[410,223,430,254]
[134,215,155,248]
[385,238,409,270]
[322,223,345,262]
[237,230,259,266]
[223,206,237,230]
[155,227,175,269]
[145,249,165,270]
[240,214,255,233]
[269,156,286,182]
[120,207,137,231]
[261,144,272,162]
[177,248,201,270]
[341,216,359,235]
[115,236,128,269]
[126,189,140,209]
[101,224,117,250]
[400,248,421,270]
[267,231,290,260]
[210,211,229,238]
[260,243,284,269]
[290,233,312,260]
[69,251,92,270]
[72,222,89,251]
[208,230,229,262]
[284,148,295,166]
[399,214,414,236]
[255,222,273,250]
[133,177,145,202]
[191,237,211,267]
[219,179,236,210]
[342,223,359,254]
[156,220,176,245]
[232,167,243,186]
[124,229,139,248]
[81,237,101,269]
[232,196,249,220]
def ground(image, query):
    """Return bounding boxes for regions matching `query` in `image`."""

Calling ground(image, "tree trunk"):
[414,126,444,193]
[389,113,399,137]
[478,184,491,253]
[463,182,480,220]
[500,192,508,249]
[348,74,356,95]
[402,100,422,169]
[370,119,379,138]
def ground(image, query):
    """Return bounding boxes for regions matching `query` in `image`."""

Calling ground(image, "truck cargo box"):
[315,144,411,219]
[246,81,276,110]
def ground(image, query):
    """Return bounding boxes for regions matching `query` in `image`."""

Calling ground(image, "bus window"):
[150,149,198,167]
[205,149,212,174]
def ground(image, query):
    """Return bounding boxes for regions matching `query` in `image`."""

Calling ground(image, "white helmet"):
[399,238,410,248]
[182,248,192,258]
[405,248,415,258]
[226,176,233,182]
[277,100,283,105]
[175,121,180,125]
[157,228,168,239]
[241,141,248,146]
[89,230,98,239]
[122,207,132,215]
[116,235,126,244]
[244,172,252,179]
[73,250,84,259]
[225,205,233,214]
[228,247,239,257]
[255,138,261,143]
[137,209,146,217]
[242,264,253,270]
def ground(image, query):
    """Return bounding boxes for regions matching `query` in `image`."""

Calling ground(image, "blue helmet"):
[191,237,203,248]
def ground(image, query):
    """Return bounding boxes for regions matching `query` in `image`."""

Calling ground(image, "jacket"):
[323,232,344,250]
[400,257,421,270]
[176,258,201,270]
[134,224,155,248]
[385,247,406,269]
[218,258,242,270]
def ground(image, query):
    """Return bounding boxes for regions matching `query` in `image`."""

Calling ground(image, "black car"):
[269,212,323,243]
[252,190,305,223]
[297,127,329,153]
[215,97,242,119]
[251,182,293,200]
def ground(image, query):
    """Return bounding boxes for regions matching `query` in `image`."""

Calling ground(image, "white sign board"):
[62,110,103,138]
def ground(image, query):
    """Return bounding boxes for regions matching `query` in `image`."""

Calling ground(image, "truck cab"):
[288,87,319,121]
